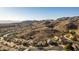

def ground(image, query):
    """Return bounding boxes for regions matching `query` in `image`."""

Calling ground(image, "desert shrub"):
[18,46,26,51]
[67,23,78,30]
[48,40,58,46]
[63,43,74,51]
[23,42,28,46]
[46,24,54,28]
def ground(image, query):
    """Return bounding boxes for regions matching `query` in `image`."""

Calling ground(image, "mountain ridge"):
[0,16,79,51]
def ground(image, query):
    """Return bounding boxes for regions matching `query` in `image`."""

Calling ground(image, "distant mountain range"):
[0,20,22,23]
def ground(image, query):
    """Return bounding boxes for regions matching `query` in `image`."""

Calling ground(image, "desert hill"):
[0,16,79,51]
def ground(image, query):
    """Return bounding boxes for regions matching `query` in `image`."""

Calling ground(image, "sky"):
[0,7,79,23]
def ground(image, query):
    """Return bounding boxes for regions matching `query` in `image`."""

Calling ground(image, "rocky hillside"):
[0,16,79,51]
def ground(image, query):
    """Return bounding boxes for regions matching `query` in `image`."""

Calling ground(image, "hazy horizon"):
[0,7,79,23]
